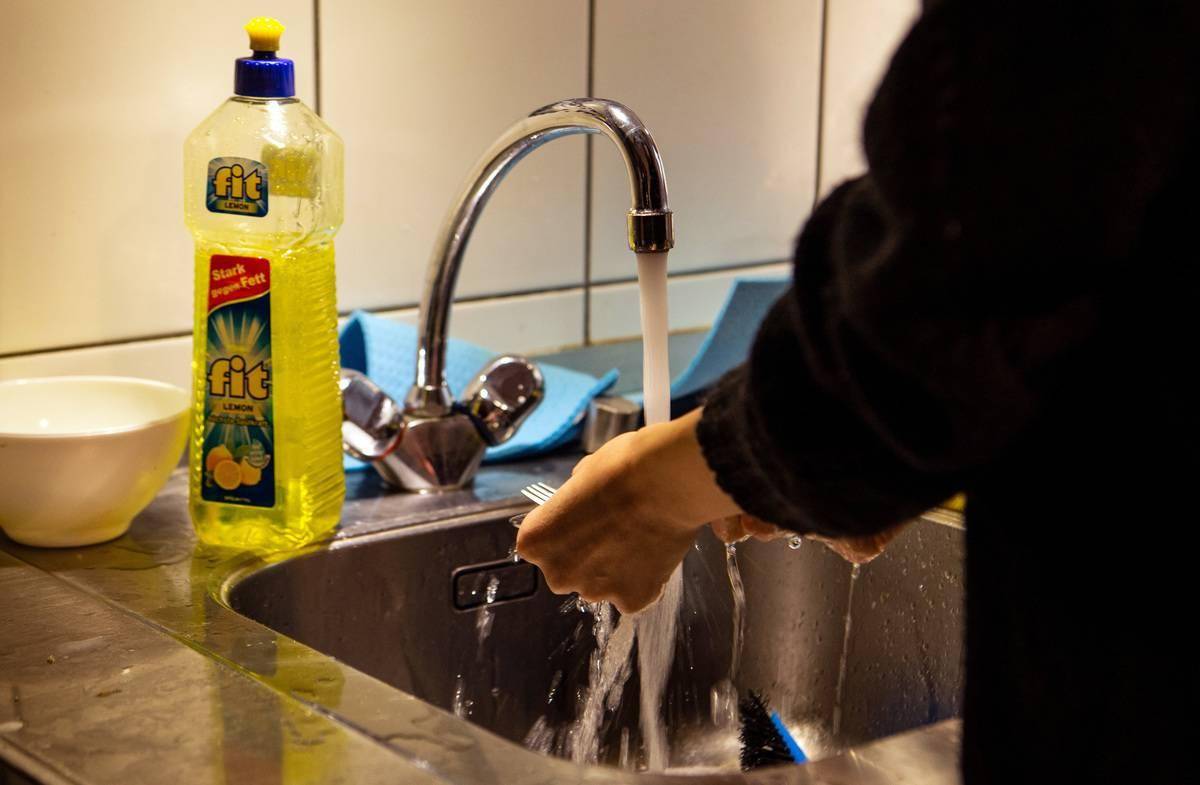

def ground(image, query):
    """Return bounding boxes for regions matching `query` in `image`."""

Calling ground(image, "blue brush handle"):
[770,711,807,763]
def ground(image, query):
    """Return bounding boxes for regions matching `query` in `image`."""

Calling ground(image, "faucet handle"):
[458,355,545,446]
[340,369,405,461]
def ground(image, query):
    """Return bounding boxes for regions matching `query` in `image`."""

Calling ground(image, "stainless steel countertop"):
[0,459,962,785]
[0,335,964,784]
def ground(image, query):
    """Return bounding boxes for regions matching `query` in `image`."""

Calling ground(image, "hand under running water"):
[517,409,740,614]
[517,407,907,613]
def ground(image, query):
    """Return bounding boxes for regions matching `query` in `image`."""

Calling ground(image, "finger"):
[536,564,568,595]
[836,523,912,563]
[516,482,575,549]
[816,535,883,565]
[614,579,667,616]
[570,453,593,477]
[836,542,879,565]
[871,521,911,552]
[741,516,787,541]
[514,511,548,559]
[516,496,551,533]
[710,516,748,544]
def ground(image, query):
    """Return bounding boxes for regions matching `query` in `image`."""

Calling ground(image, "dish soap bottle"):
[184,17,345,551]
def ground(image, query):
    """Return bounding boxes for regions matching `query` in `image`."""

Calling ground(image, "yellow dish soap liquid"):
[184,17,345,551]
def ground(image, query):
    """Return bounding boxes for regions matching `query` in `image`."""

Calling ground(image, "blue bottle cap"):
[234,18,295,98]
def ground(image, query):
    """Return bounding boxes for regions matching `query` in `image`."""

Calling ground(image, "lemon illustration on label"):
[205,445,234,473]
[239,458,263,487]
[213,460,243,491]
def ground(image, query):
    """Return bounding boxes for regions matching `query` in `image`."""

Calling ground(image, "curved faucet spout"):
[408,98,674,415]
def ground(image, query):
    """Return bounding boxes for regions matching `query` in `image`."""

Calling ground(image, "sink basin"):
[223,508,964,772]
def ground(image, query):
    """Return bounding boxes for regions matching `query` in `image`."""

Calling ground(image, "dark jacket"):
[698,3,1198,782]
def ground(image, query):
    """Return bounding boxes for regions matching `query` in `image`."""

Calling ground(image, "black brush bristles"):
[738,690,796,771]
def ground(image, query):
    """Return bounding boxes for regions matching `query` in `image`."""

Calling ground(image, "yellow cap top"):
[245,17,285,52]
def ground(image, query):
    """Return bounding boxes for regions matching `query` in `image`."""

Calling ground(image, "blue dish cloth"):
[671,277,790,399]
[625,276,790,409]
[340,311,619,469]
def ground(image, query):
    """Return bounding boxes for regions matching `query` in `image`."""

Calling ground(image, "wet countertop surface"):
[0,335,962,785]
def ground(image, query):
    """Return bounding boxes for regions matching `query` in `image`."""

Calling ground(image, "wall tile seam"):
[1,256,789,362]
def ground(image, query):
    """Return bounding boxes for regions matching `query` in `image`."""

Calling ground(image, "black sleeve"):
[697,1,1195,538]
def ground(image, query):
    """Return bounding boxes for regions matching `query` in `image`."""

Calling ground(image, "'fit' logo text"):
[208,356,270,400]
[212,163,263,201]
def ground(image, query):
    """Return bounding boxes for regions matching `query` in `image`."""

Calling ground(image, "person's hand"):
[710,514,788,544]
[712,513,910,565]
[516,408,741,614]
[807,524,910,564]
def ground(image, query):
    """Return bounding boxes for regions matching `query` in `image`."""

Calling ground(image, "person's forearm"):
[696,1,1179,539]
[642,408,742,527]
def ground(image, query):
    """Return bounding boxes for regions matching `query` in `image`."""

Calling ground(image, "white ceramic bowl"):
[0,376,189,547]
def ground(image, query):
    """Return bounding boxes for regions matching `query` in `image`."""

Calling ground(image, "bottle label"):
[206,156,269,217]
[201,254,276,508]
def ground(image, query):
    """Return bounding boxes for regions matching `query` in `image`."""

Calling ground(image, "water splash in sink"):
[710,543,746,730]
[571,603,635,763]
[635,567,682,769]
[524,715,556,755]
[474,574,501,654]
[452,674,473,718]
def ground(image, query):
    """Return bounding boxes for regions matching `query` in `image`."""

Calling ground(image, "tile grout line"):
[0,260,787,362]
[0,260,790,362]
[813,0,830,206]
[582,0,597,346]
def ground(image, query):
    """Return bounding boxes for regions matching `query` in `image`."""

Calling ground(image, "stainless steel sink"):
[223,506,964,772]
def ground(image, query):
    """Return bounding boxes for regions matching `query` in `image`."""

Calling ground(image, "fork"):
[510,481,559,527]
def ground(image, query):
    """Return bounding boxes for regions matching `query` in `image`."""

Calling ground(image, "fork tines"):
[520,481,558,506]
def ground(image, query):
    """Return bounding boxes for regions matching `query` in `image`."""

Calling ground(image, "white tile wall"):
[321,1,590,311]
[0,290,583,388]
[589,263,790,344]
[0,336,195,391]
[1,1,914,395]
[0,0,316,356]
[373,289,585,357]
[818,0,920,196]
[590,0,823,284]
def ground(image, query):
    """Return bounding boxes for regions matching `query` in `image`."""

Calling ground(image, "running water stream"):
[631,250,678,771]
[831,563,861,738]
[565,254,818,769]
[568,252,679,769]
[710,543,746,730]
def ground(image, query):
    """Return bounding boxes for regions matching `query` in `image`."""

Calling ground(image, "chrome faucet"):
[341,98,674,492]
